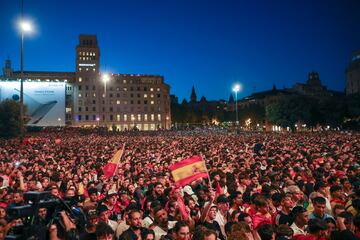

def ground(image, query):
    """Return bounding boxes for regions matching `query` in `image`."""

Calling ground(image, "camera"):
[5,192,86,240]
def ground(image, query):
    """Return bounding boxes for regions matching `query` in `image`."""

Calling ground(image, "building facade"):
[346,49,360,95]
[1,34,171,130]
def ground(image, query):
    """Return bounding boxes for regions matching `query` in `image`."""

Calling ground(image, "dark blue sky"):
[1,0,359,101]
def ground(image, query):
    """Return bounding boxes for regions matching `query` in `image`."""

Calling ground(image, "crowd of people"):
[0,128,359,240]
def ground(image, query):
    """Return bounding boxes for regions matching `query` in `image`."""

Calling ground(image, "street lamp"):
[101,73,110,126]
[102,73,110,95]
[232,83,241,125]
[19,20,33,138]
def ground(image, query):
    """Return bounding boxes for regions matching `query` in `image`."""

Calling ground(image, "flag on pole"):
[102,144,125,179]
[169,155,208,187]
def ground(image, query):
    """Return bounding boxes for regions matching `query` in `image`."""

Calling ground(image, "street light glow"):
[232,83,241,93]
[19,20,33,33]
[102,73,110,83]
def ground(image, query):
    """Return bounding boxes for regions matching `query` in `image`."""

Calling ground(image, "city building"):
[1,34,171,130]
[346,49,360,95]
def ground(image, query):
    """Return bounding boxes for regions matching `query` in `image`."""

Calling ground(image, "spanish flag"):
[169,155,208,187]
[102,144,125,179]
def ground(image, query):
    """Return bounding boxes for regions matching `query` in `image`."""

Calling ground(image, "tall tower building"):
[2,57,13,78]
[73,35,101,124]
[346,49,360,95]
[190,86,197,103]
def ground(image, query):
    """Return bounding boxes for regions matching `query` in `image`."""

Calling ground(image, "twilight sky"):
[0,0,359,101]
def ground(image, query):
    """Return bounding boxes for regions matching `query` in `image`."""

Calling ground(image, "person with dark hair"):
[309,197,334,221]
[119,210,145,240]
[141,228,155,240]
[290,206,308,236]
[274,193,293,226]
[173,221,190,240]
[330,185,346,208]
[96,221,114,240]
[257,224,274,240]
[152,207,176,240]
[238,212,254,231]
[229,191,243,215]
[275,224,293,240]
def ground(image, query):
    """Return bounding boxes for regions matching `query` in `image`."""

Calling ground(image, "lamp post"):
[102,73,110,126]
[232,84,241,125]
[19,20,32,139]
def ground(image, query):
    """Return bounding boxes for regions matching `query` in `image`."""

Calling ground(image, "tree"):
[266,96,314,131]
[0,100,22,138]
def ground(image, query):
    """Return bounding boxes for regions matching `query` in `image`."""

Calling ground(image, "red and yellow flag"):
[169,155,208,186]
[102,144,125,179]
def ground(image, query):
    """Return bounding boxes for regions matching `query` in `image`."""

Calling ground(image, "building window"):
[137,93,141,98]
[117,114,120,121]
[144,94,148,98]
[137,87,141,91]
[144,87,148,91]
[109,115,113,121]
[137,114,141,121]
[110,107,113,112]
[157,88,160,91]
[92,107,96,111]
[123,87,127,91]
[117,93,120,97]
[137,100,141,104]
[150,101,154,105]
[130,94,134,98]
[151,114,155,121]
[116,100,120,104]
[79,86,82,90]
[93,93,96,97]
[78,115,82,121]
[151,94,154,98]
[92,100,96,104]
[144,114,148,121]
[130,100,134,104]
[79,100,83,105]
[85,107,88,112]
[79,68,82,71]
[110,93,113,98]
[78,93,82,97]
[85,115,89,120]
[93,86,96,90]
[124,114,128,121]
[144,100,148,104]
[78,107,82,112]
[157,94,161,98]
[93,115,96,120]
[85,85,89,90]
[158,114,161,121]
[150,88,154,92]
[123,79,126,83]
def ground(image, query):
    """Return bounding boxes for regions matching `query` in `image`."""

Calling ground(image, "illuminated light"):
[232,83,242,93]
[79,63,96,67]
[19,20,33,33]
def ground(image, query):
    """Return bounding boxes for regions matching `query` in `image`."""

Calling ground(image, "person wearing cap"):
[97,204,118,233]
[290,206,308,236]
[80,209,98,240]
[201,204,225,240]
[103,189,121,220]
[214,194,230,238]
